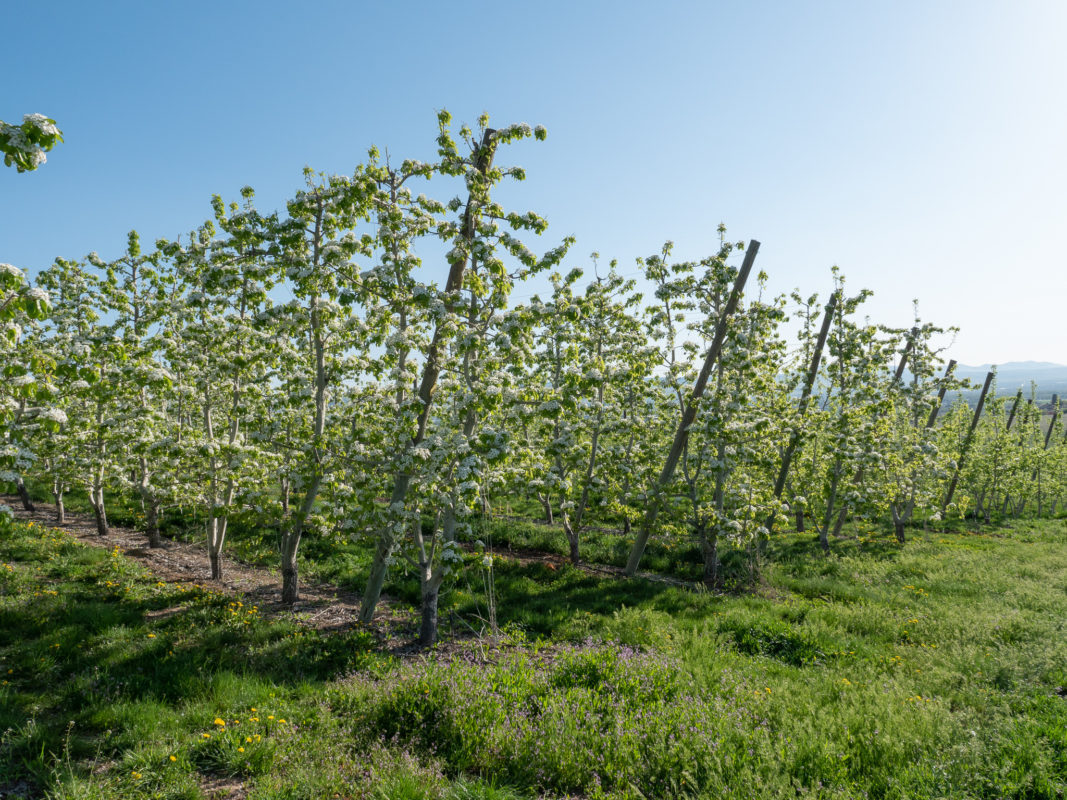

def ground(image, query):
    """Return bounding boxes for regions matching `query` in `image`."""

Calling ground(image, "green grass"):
[1,512,1066,798]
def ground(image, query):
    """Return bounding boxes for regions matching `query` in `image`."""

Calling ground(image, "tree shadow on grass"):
[0,582,385,789]
[449,561,721,638]
[767,530,907,567]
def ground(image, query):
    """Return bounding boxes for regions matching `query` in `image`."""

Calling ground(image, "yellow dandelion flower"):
[214,718,226,726]
[169,755,177,762]
[238,746,245,753]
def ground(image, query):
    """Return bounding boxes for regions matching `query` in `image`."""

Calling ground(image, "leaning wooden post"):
[1042,394,1060,451]
[1004,389,1023,432]
[1001,393,1032,515]
[829,329,917,538]
[1033,394,1060,517]
[765,290,839,532]
[624,239,760,577]
[882,358,959,542]
[941,370,994,513]
[925,360,957,429]
[892,332,917,385]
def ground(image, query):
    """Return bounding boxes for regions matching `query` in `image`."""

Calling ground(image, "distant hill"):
[951,361,1067,407]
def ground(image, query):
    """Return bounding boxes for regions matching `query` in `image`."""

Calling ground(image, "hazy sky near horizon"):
[3,1,1065,365]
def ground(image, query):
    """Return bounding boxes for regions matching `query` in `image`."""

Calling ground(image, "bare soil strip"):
[1,495,695,651]
[0,495,396,636]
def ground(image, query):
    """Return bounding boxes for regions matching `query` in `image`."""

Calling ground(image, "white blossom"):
[40,408,68,425]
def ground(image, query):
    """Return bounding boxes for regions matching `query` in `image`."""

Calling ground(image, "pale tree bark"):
[360,129,497,624]
[52,479,65,524]
[281,293,328,605]
[625,241,760,576]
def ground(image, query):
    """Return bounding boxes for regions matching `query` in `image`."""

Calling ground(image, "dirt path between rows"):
[1,495,410,641]
[2,496,698,646]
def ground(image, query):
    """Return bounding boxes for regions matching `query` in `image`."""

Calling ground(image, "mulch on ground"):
[1,495,396,638]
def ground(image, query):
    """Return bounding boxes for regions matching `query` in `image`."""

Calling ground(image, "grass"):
[1,509,1066,798]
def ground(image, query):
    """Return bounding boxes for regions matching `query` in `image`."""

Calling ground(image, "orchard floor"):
[0,496,401,637]
[1,502,1066,799]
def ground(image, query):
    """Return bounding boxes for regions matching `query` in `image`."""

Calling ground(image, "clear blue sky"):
[3,0,1065,365]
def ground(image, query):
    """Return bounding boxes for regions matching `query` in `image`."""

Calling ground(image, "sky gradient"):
[3,0,1065,364]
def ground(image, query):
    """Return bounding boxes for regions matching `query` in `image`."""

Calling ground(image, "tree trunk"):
[360,535,394,623]
[831,506,848,538]
[701,530,720,589]
[893,520,906,543]
[795,507,806,533]
[16,477,34,511]
[53,487,65,524]
[207,515,226,580]
[818,459,843,554]
[562,516,579,564]
[91,486,109,536]
[281,549,299,605]
[145,499,163,548]
[540,495,554,525]
[419,580,440,648]
[280,472,317,606]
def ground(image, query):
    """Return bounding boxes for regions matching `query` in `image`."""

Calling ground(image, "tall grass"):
[1,515,1065,798]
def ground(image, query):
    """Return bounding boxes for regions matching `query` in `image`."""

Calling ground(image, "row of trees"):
[3,113,1065,645]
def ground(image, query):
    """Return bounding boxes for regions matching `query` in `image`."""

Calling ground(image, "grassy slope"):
[1,513,1065,799]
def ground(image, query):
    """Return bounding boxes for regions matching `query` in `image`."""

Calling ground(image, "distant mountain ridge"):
[953,361,1067,405]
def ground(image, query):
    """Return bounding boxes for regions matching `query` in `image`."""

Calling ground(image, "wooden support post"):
[1003,394,1034,515]
[1005,389,1023,432]
[925,360,957,429]
[1042,394,1060,451]
[1033,394,1060,517]
[766,290,839,532]
[829,329,917,538]
[624,240,760,577]
[941,370,994,513]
